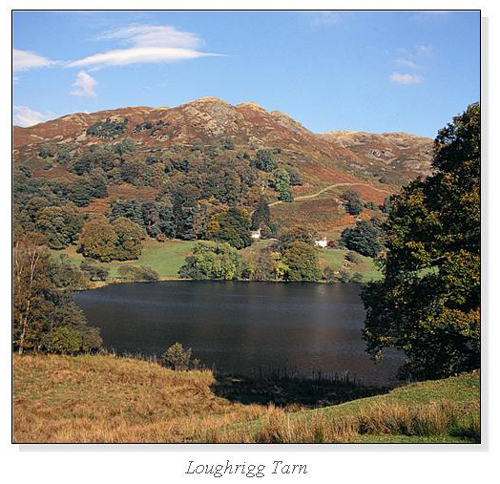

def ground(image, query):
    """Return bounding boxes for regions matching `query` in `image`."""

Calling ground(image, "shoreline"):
[81,276,365,291]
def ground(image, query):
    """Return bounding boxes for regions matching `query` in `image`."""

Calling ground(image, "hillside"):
[13,98,433,235]
[13,353,479,443]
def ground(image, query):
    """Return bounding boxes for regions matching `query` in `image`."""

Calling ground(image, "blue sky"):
[13,10,480,137]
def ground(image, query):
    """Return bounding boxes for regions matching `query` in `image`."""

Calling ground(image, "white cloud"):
[396,58,420,69]
[70,71,97,97]
[13,49,58,71]
[390,72,423,84]
[68,24,218,69]
[13,106,54,127]
[95,25,201,49]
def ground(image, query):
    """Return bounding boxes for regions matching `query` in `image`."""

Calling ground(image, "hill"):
[13,353,479,443]
[13,98,433,235]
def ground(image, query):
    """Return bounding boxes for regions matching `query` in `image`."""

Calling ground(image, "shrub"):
[322,266,335,282]
[345,251,361,264]
[38,143,56,158]
[80,259,109,281]
[253,149,277,172]
[117,265,159,282]
[161,342,200,371]
[342,190,363,215]
[51,327,83,355]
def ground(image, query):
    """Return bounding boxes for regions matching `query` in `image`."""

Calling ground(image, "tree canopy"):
[179,242,242,280]
[340,219,384,258]
[362,103,480,380]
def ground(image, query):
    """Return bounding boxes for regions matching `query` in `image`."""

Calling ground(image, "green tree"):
[282,241,320,282]
[340,219,384,258]
[342,189,363,215]
[251,196,271,230]
[179,242,242,280]
[270,168,294,202]
[253,149,277,172]
[362,103,480,380]
[204,208,252,249]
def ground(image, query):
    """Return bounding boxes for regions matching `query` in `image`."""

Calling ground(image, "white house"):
[251,228,262,240]
[314,237,328,248]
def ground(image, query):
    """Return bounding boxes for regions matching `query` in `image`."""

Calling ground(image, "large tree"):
[340,219,384,258]
[282,241,321,282]
[362,103,480,380]
[204,207,252,249]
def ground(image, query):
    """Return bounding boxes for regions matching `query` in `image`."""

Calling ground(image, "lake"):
[75,281,403,386]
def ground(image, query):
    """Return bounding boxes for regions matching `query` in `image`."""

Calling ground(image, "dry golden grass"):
[13,354,480,444]
[13,354,267,443]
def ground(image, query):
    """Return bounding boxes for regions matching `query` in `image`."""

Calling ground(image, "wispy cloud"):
[13,49,58,71]
[67,24,219,69]
[70,71,97,97]
[395,58,420,69]
[391,44,433,82]
[390,72,423,84]
[13,105,55,127]
[312,12,341,27]
[416,44,433,56]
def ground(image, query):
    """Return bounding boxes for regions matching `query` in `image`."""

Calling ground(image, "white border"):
[2,2,498,483]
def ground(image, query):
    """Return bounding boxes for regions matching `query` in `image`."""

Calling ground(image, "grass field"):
[317,248,383,282]
[56,239,197,280]
[13,354,480,444]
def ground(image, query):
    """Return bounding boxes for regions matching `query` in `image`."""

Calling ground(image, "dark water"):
[75,281,402,385]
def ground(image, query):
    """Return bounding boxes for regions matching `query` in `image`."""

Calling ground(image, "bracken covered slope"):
[13,97,434,230]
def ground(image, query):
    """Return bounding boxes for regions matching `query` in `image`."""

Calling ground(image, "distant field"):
[55,239,197,279]
[54,240,381,283]
[317,248,383,282]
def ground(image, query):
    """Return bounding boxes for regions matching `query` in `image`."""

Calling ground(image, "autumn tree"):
[35,204,83,249]
[279,226,317,248]
[111,217,146,260]
[362,103,480,380]
[13,236,102,355]
[78,214,118,262]
[204,207,252,249]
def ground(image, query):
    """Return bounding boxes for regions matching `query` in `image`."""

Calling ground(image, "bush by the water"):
[117,265,159,282]
[161,342,200,371]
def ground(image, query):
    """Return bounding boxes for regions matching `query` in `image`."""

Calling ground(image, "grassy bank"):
[13,354,479,443]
